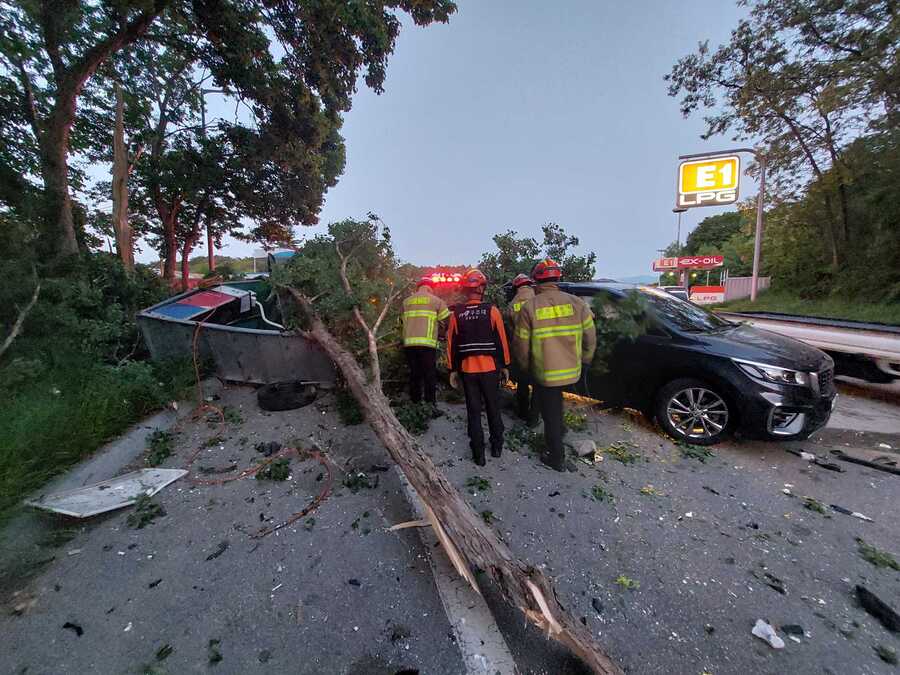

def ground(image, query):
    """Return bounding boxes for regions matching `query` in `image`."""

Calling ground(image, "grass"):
[0,358,193,524]
[715,289,900,325]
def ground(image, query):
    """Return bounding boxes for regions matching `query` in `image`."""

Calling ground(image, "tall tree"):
[664,4,880,268]
[0,0,456,259]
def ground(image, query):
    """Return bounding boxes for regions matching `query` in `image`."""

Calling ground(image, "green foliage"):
[563,410,587,432]
[590,484,613,503]
[343,470,378,493]
[615,575,640,590]
[466,476,491,492]
[590,291,648,375]
[479,223,597,304]
[336,388,365,425]
[600,442,640,464]
[145,430,175,467]
[126,494,166,529]
[504,425,542,453]
[683,212,745,255]
[0,357,192,522]
[679,443,714,463]
[256,458,291,481]
[222,406,244,426]
[481,510,495,524]
[393,401,433,435]
[803,496,828,514]
[856,538,900,571]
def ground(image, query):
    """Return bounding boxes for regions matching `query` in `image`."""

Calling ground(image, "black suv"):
[559,281,837,445]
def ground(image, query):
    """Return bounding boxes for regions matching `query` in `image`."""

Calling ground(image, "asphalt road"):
[1,382,897,674]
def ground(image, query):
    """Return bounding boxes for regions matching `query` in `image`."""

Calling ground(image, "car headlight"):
[733,359,809,386]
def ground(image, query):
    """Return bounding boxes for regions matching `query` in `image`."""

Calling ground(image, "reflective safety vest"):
[401,289,450,349]
[512,283,597,386]
[504,286,535,326]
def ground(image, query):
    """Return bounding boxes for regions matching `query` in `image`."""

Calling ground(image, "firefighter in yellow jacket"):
[512,259,596,471]
[401,275,451,406]
[506,274,538,425]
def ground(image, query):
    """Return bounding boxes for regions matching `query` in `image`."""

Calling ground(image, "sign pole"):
[750,153,767,302]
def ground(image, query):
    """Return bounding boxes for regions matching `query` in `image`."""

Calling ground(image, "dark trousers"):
[405,347,437,404]
[461,371,504,462]
[536,384,564,470]
[514,375,539,423]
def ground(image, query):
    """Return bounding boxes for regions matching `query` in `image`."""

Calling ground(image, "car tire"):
[654,377,732,446]
[257,381,318,411]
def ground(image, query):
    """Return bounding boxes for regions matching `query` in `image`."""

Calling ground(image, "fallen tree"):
[276,219,622,674]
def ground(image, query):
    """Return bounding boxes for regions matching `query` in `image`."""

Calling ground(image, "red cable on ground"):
[181,308,332,539]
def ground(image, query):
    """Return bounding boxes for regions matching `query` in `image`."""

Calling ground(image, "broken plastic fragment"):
[752,619,784,649]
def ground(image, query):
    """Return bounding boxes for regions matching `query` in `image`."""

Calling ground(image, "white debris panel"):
[26,469,187,518]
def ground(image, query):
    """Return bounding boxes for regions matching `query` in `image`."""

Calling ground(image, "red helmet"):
[460,268,488,289]
[532,258,562,282]
[512,273,533,288]
[417,274,435,288]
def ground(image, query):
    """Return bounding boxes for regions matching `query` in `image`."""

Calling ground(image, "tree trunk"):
[283,287,622,675]
[180,235,198,291]
[207,222,216,271]
[111,84,133,271]
[38,128,79,258]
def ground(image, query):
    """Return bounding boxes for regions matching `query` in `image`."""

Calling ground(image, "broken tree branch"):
[0,276,41,360]
[281,285,622,675]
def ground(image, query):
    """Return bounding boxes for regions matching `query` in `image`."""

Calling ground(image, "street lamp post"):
[672,207,687,255]
[677,147,767,302]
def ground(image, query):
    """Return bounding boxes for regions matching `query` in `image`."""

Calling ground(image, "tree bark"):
[38,127,79,257]
[282,287,622,675]
[207,222,216,271]
[180,234,199,291]
[111,84,133,271]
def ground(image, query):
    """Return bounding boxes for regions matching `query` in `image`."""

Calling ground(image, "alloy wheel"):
[666,387,729,440]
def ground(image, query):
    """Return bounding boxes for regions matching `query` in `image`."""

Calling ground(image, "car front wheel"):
[655,378,732,445]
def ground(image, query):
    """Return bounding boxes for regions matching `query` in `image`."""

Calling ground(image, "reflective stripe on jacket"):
[447,301,510,373]
[512,283,597,386]
[504,286,535,326]
[401,288,450,349]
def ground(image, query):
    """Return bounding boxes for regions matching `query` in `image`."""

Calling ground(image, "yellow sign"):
[676,155,740,208]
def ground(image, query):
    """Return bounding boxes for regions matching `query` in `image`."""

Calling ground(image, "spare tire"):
[257,381,318,411]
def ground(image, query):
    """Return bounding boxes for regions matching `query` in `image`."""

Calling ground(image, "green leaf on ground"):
[615,575,640,590]
[857,538,900,571]
[127,494,166,529]
[146,429,174,467]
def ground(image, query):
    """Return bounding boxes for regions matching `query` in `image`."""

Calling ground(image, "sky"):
[140,0,753,279]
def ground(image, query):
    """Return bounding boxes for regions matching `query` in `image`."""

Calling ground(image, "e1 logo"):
[676,155,740,208]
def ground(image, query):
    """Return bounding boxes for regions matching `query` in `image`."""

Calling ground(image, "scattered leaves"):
[802,496,828,514]
[393,401,432,435]
[615,575,640,590]
[126,494,166,529]
[590,484,614,503]
[466,476,491,492]
[481,510,494,524]
[222,407,244,425]
[601,441,639,464]
[857,538,900,571]
[145,430,174,467]
[639,484,662,497]
[679,443,714,463]
[256,458,291,481]
[343,471,378,492]
[563,410,587,432]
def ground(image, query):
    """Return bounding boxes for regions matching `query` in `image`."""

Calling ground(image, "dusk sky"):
[141,1,754,279]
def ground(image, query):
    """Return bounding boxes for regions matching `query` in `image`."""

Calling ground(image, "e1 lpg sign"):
[676,155,740,208]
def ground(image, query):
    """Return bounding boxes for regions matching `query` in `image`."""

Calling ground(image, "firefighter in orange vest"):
[505,273,538,425]
[512,259,596,471]
[447,268,510,466]
[401,275,451,407]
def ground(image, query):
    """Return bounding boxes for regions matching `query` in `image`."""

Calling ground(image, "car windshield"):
[636,287,731,332]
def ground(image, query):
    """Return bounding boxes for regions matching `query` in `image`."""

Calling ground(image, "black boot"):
[540,452,564,472]
[490,446,502,458]
[472,447,486,466]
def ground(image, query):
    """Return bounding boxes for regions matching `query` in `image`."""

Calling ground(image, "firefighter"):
[447,268,510,466]
[505,273,538,425]
[401,274,451,407]
[512,259,596,472]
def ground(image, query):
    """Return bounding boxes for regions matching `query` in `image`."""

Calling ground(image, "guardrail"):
[716,311,900,382]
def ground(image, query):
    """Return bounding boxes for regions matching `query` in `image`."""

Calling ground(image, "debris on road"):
[62,621,83,637]
[205,540,229,561]
[752,619,785,649]
[208,638,223,664]
[25,468,187,518]
[591,598,604,615]
[785,447,842,471]
[679,443,714,463]
[615,575,639,590]
[126,494,166,529]
[856,585,900,633]
[832,450,900,476]
[875,644,898,665]
[573,439,597,457]
[751,570,787,595]
[829,504,873,522]
[781,624,804,637]
[255,441,283,457]
[255,457,291,481]
[156,644,173,661]
[856,538,899,570]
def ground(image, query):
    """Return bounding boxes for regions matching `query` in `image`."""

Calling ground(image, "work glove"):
[500,368,510,384]
[449,371,460,390]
